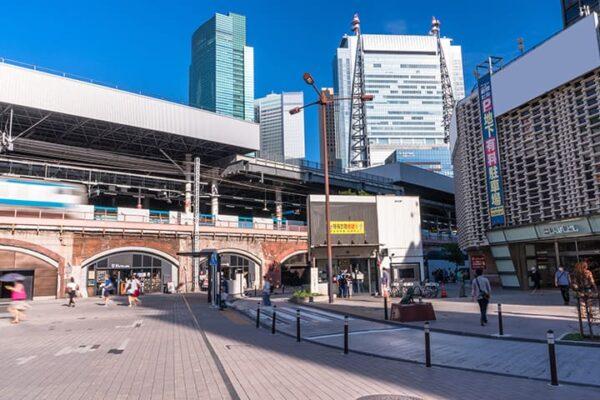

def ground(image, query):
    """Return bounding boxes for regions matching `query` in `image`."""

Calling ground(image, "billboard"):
[308,196,379,247]
[477,73,506,227]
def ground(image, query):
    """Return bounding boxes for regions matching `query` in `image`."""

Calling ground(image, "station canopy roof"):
[0,61,259,166]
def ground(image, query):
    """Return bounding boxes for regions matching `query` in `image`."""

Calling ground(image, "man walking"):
[262,275,272,307]
[554,266,571,305]
[471,269,491,326]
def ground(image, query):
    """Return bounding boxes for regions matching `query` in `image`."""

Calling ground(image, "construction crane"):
[348,13,370,169]
[430,17,455,144]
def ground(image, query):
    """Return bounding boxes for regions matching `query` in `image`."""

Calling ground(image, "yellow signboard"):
[330,221,365,235]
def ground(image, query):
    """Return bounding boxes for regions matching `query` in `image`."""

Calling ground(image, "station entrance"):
[83,252,178,297]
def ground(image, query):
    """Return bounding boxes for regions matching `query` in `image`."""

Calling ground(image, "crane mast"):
[348,13,370,169]
[430,16,455,144]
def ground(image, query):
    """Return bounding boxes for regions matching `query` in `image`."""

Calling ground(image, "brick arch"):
[216,248,263,267]
[0,238,67,298]
[80,246,180,268]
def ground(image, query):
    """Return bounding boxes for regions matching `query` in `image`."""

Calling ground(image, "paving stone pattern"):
[0,294,597,400]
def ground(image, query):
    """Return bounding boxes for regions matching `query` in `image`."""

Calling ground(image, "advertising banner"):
[470,255,486,270]
[330,221,365,234]
[477,73,506,227]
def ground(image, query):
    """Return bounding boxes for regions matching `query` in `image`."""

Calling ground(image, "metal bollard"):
[344,316,349,354]
[424,322,431,367]
[296,309,301,342]
[384,296,389,320]
[271,305,277,334]
[498,303,504,336]
[256,303,261,329]
[547,330,559,386]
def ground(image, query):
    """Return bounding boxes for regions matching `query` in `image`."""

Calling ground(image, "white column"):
[275,189,283,223]
[211,179,219,217]
[184,154,192,214]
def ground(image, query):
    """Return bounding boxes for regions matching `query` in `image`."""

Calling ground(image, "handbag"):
[475,277,490,300]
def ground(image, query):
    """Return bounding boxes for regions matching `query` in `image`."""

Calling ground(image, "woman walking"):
[66,277,79,307]
[6,278,28,324]
[101,275,114,306]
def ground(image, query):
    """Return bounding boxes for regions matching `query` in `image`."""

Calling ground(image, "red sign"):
[471,255,486,270]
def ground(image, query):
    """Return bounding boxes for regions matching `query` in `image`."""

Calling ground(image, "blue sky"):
[0,1,562,162]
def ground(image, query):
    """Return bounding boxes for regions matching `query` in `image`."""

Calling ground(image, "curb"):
[226,301,600,390]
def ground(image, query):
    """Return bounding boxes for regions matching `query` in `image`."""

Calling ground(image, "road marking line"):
[16,355,37,365]
[307,327,408,340]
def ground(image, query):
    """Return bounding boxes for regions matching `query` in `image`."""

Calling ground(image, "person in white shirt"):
[66,277,79,308]
[471,269,491,326]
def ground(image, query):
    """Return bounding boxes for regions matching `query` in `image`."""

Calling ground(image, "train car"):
[0,177,87,209]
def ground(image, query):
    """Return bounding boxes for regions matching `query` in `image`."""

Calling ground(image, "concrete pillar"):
[184,154,192,214]
[275,189,283,223]
[211,179,219,217]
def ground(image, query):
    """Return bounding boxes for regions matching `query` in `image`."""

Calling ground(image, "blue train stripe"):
[0,198,67,208]
[3,178,72,188]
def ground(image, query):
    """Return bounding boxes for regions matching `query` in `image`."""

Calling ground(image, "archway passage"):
[199,251,261,293]
[281,252,310,288]
[83,251,178,297]
[0,249,57,299]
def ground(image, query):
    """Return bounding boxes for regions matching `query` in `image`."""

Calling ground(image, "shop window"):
[143,255,151,267]
[152,257,162,267]
[97,258,108,269]
[133,254,142,268]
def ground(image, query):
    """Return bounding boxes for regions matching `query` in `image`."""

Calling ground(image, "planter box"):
[390,302,436,322]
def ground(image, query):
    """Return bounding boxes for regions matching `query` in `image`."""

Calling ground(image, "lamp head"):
[302,72,315,85]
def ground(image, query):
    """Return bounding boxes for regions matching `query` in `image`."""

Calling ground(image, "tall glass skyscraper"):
[189,12,254,121]
[334,33,464,176]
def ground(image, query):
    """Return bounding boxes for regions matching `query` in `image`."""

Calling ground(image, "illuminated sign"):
[330,221,365,234]
[477,73,506,227]
[471,255,486,270]
[542,225,580,236]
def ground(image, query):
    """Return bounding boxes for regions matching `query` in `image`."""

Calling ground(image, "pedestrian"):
[346,273,353,298]
[133,275,142,306]
[471,269,491,326]
[125,277,135,307]
[380,267,390,297]
[529,267,542,291]
[554,266,571,305]
[338,273,348,298]
[262,275,272,306]
[101,275,114,306]
[66,277,79,307]
[6,278,29,324]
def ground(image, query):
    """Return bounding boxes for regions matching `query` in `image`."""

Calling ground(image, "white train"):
[0,177,87,209]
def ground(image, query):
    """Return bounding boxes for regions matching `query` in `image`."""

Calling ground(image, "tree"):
[441,243,465,266]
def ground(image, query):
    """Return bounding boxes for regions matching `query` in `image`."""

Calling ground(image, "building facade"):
[562,0,600,27]
[189,12,254,121]
[453,13,600,288]
[334,32,464,173]
[319,88,340,168]
[254,92,305,162]
[385,146,453,176]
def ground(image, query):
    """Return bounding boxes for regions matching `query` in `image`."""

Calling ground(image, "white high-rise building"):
[334,33,464,175]
[254,92,305,162]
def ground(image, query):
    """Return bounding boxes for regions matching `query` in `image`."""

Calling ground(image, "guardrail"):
[0,208,308,233]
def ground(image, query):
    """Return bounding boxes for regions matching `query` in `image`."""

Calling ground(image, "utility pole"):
[192,156,201,292]
[430,17,455,144]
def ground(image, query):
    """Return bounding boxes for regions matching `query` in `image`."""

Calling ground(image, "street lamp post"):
[290,73,373,304]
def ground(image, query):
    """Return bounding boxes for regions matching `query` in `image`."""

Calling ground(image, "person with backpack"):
[101,275,114,306]
[66,277,79,307]
[471,269,491,326]
[554,266,571,305]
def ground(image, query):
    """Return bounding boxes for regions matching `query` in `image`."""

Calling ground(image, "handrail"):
[1,208,308,232]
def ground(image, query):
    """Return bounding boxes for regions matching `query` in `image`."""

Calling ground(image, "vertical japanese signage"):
[477,73,506,227]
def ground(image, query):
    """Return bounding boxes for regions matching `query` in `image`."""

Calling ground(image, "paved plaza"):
[298,284,587,341]
[0,294,598,400]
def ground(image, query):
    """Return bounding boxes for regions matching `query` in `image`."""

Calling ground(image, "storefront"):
[83,252,178,297]
[0,248,58,300]
[486,216,600,288]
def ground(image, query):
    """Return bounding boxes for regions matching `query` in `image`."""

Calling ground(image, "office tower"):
[189,12,254,121]
[319,88,339,168]
[254,92,305,162]
[562,0,599,27]
[334,32,464,175]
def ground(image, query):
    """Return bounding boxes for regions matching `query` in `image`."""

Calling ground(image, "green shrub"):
[292,290,321,298]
